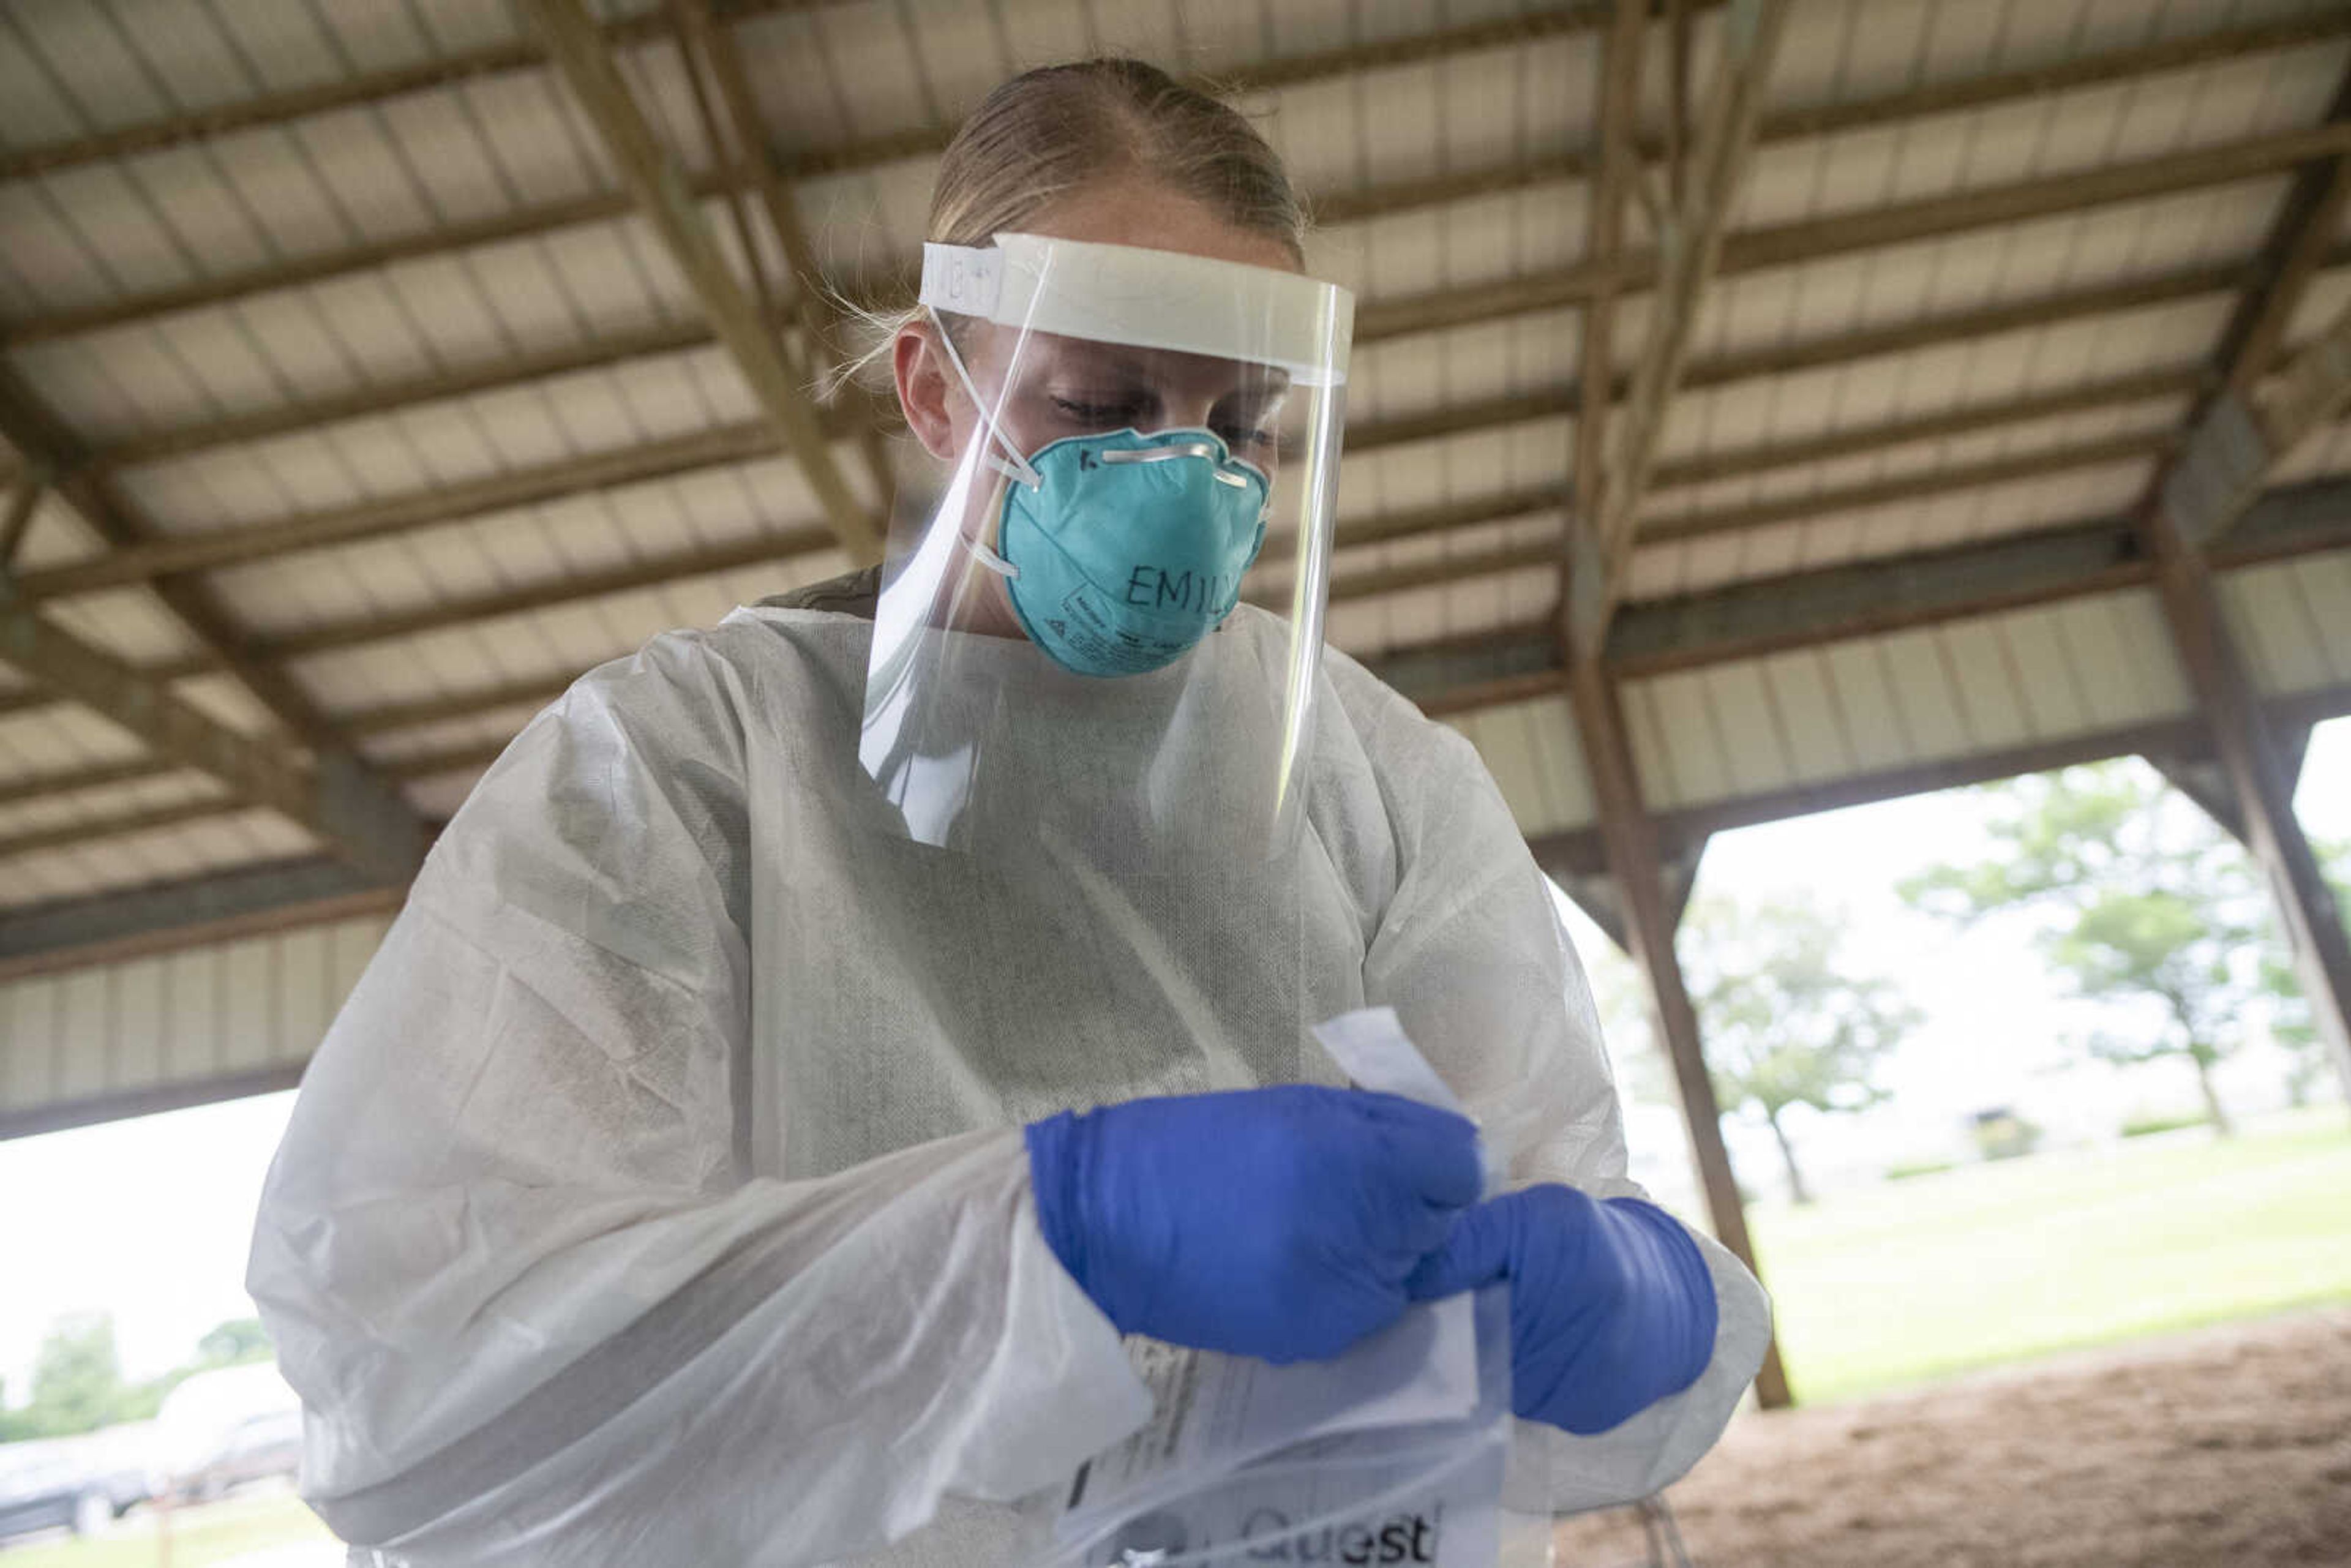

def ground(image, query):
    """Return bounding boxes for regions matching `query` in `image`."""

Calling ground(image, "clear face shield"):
[860,233,1352,857]
[758,232,1351,1182]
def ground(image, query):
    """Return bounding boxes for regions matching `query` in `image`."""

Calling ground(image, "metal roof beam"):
[1565,0,1651,613]
[1570,0,1791,653]
[12,477,2351,866]
[0,1,839,183]
[0,857,401,981]
[8,13,2341,365]
[48,242,2287,504]
[10,422,783,604]
[13,3,2332,193]
[673,0,896,518]
[0,607,423,881]
[1352,121,2351,343]
[0,4,1634,349]
[2164,75,2351,550]
[1643,430,2175,544]
[520,0,880,563]
[1529,681,2351,880]
[0,362,2218,742]
[1363,473,2351,726]
[0,369,429,880]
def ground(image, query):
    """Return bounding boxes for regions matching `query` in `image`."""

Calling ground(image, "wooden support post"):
[1567,656,1793,1408]
[2145,515,2351,1110]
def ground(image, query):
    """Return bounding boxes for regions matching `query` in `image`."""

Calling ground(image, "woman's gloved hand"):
[1404,1185,1717,1435]
[1024,1086,1483,1365]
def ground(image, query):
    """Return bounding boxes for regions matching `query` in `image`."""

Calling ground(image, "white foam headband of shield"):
[917,233,1354,388]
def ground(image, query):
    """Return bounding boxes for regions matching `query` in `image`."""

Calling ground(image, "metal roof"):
[3,0,2350,1133]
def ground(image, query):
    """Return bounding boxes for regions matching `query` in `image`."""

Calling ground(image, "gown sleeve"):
[1340,666,1772,1515]
[246,631,1149,1566]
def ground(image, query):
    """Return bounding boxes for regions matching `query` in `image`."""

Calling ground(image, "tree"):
[1902,761,2276,1136]
[1680,893,1918,1204]
[4,1313,130,1440]
[195,1317,273,1369]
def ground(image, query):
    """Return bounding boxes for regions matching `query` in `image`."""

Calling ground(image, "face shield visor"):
[860,232,1352,856]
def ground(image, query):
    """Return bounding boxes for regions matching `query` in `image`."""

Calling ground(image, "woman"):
[249,59,1768,1567]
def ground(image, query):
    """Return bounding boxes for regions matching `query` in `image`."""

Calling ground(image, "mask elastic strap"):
[925,305,1043,491]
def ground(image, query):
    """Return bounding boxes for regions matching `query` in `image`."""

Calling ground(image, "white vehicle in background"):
[0,1424,157,1542]
[153,1362,304,1502]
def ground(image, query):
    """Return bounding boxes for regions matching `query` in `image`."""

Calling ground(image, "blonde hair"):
[832,59,1307,394]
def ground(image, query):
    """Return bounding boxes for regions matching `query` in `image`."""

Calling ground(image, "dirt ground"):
[1553,1307,2351,1568]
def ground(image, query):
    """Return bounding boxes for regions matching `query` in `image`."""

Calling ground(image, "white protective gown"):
[247,590,1771,1567]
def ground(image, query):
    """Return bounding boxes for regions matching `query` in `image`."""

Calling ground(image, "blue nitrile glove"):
[1404,1185,1717,1435]
[1024,1085,1484,1365]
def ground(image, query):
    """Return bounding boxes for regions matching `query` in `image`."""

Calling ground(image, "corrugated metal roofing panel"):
[2105,588,2196,721]
[1937,617,2033,749]
[0,768,222,843]
[1689,180,2283,373]
[2221,550,2351,697]
[1871,627,1973,760]
[1621,678,1679,809]
[1755,648,1856,784]
[0,705,142,783]
[1700,661,1797,798]
[1641,669,1733,810]
[0,805,313,913]
[1998,602,2094,740]
[0,905,391,1117]
[1817,637,1913,772]
[2277,549,2351,686]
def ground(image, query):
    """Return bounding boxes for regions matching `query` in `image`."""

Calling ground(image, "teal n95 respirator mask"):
[859,232,1353,850]
[994,427,1269,678]
[937,345,1273,676]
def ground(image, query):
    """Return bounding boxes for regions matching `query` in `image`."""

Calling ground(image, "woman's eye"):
[1216,422,1279,455]
[1051,396,1143,425]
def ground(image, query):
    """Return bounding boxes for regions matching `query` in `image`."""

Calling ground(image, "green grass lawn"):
[0,1485,335,1567]
[1749,1105,2351,1405]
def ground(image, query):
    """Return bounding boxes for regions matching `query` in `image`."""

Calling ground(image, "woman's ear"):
[893,321,961,462]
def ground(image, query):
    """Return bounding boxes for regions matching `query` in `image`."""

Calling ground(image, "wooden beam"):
[673,0,897,523]
[23,237,2326,521]
[1582,0,1785,651]
[0,1,847,183]
[2132,67,2351,1110]
[2216,72,2351,398]
[0,858,400,981]
[1562,656,1792,1408]
[9,13,2341,373]
[0,8,1632,351]
[339,673,580,739]
[0,465,45,568]
[1528,681,2351,887]
[0,609,424,880]
[2146,519,2351,1107]
[520,0,880,563]
[0,795,241,865]
[1642,430,2175,545]
[10,422,783,603]
[1648,365,2202,490]
[1610,518,2151,675]
[0,364,2226,735]
[86,318,718,471]
[1356,122,2351,345]
[0,369,429,878]
[1566,0,1651,614]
